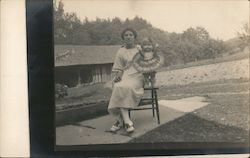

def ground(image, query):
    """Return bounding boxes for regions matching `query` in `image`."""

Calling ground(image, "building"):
[55,45,120,87]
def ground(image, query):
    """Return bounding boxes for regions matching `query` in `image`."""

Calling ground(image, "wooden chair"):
[128,86,160,124]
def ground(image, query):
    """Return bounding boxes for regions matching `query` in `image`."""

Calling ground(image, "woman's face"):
[123,31,135,45]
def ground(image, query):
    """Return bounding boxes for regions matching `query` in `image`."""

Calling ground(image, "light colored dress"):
[108,46,144,115]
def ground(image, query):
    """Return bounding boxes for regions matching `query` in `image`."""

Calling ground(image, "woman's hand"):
[113,71,123,83]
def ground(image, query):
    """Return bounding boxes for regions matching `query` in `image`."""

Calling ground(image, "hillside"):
[225,37,241,46]
[156,47,249,87]
[157,58,249,87]
[160,46,249,72]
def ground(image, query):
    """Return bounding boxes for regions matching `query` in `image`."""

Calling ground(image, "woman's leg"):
[109,108,123,132]
[120,108,133,125]
[114,113,123,125]
[109,108,123,124]
[121,108,134,132]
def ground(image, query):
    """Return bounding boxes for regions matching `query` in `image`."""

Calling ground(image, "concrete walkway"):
[56,96,209,145]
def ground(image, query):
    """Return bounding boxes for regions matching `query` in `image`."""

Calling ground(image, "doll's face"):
[142,42,153,52]
[141,42,154,60]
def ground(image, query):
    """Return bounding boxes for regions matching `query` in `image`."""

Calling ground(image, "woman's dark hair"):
[121,28,137,40]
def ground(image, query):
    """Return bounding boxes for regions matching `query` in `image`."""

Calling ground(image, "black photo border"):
[26,0,249,157]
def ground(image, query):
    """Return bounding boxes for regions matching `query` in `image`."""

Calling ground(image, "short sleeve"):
[112,49,126,72]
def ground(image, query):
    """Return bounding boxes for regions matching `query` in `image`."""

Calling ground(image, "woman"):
[108,28,144,133]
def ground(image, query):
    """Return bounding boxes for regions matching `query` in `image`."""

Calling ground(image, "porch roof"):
[55,45,120,67]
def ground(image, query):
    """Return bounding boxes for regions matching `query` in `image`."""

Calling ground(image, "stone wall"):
[156,59,249,86]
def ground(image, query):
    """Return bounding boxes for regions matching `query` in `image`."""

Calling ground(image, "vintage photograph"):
[54,0,249,146]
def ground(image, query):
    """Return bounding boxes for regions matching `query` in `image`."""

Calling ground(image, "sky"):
[60,0,249,41]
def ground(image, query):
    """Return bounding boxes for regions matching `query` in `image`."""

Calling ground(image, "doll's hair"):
[141,37,154,46]
[141,37,159,53]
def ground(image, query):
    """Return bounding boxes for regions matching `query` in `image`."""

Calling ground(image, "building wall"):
[55,64,113,87]
[92,64,112,83]
[101,64,112,82]
[55,66,80,87]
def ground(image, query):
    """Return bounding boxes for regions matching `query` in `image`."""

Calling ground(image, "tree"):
[237,23,250,49]
[53,1,229,65]
[179,27,226,61]
[54,0,66,42]
[54,0,82,44]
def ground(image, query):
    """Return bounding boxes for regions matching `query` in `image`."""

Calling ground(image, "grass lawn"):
[194,93,249,130]
[158,78,249,95]
[56,79,249,111]
[56,79,248,104]
[56,83,112,110]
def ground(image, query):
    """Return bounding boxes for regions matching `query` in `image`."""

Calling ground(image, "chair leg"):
[151,89,155,117]
[154,90,160,124]
[128,109,131,118]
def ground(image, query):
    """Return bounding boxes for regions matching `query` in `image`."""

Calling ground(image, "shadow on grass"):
[129,114,249,143]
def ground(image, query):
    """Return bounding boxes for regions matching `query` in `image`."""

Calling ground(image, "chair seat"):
[144,87,159,90]
[130,104,155,110]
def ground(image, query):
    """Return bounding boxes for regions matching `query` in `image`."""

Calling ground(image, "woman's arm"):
[112,49,126,82]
